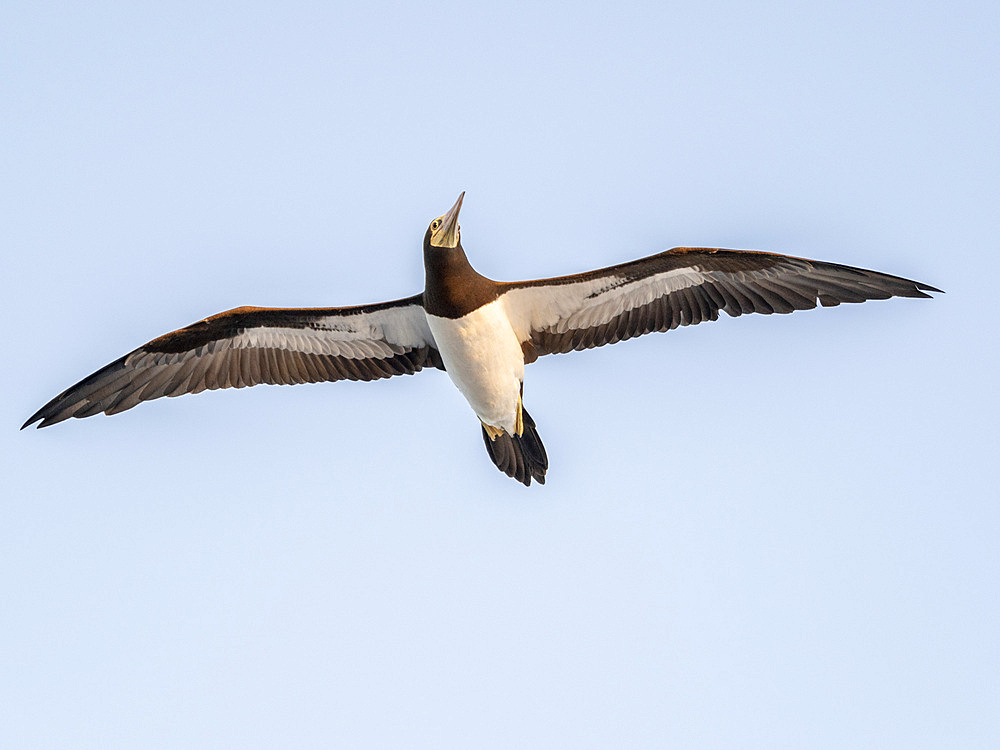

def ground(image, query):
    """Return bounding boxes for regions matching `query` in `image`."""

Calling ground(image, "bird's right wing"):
[23,295,442,428]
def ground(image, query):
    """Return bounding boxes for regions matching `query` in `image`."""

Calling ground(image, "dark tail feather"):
[481,407,548,486]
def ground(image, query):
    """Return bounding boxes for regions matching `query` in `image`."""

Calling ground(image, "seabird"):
[23,193,940,485]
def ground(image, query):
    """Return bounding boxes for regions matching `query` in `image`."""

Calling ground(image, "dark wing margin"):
[499,247,941,357]
[23,294,441,429]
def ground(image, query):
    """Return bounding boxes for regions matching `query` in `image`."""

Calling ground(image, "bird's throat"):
[422,244,499,319]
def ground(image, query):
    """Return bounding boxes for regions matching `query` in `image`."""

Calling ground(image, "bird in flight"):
[23,193,940,485]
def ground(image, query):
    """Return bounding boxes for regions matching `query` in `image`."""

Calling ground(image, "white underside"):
[426,299,525,434]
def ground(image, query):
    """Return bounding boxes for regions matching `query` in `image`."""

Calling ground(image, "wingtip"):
[22,397,61,430]
[22,405,64,430]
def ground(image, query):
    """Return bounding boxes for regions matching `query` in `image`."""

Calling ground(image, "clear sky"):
[3,1,997,747]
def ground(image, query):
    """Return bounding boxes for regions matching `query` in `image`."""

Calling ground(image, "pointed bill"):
[430,191,465,248]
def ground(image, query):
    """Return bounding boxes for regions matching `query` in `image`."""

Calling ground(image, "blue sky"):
[3,1,998,747]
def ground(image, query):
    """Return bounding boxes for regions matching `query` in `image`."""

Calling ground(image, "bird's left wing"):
[500,247,940,358]
[23,295,441,428]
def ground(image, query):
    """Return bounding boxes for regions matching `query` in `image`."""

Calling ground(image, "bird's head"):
[425,192,464,250]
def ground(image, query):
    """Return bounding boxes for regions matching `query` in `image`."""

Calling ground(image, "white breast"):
[426,299,525,434]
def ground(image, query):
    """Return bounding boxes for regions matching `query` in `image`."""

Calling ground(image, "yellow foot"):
[515,390,524,437]
[482,421,504,441]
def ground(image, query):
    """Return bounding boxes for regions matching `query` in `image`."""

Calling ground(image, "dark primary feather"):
[23,296,442,429]
[501,247,942,356]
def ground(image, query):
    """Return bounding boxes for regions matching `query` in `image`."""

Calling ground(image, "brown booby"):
[23,193,940,485]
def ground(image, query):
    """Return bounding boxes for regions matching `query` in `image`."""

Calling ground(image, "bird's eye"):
[431,220,441,230]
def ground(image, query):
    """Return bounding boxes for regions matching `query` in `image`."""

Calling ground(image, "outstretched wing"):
[23,295,441,428]
[499,247,941,357]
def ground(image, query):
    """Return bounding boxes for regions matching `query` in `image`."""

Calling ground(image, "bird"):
[23,192,940,485]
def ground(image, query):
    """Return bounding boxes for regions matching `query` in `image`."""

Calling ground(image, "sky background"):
[3,1,998,747]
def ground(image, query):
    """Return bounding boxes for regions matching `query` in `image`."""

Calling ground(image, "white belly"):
[426,299,525,434]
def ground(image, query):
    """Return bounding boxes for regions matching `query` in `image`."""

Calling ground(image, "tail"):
[481,406,548,486]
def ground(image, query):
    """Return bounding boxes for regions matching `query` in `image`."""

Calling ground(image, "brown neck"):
[423,241,498,318]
